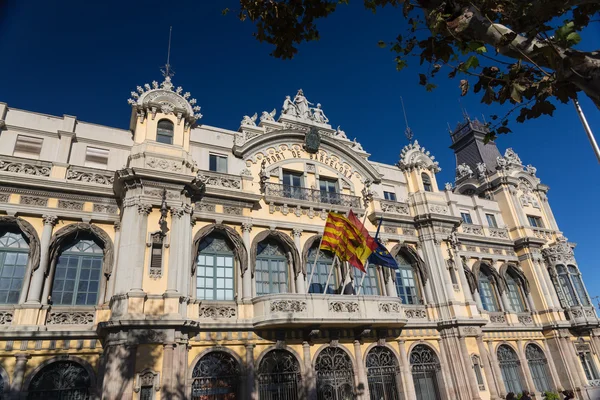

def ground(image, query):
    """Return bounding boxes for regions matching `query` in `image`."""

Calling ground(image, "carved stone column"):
[245,344,256,400]
[476,336,499,399]
[397,340,416,400]
[353,340,369,399]
[292,228,306,294]
[25,215,57,304]
[541,339,562,391]
[11,353,30,396]
[168,206,192,296]
[487,341,507,396]
[303,341,317,400]
[458,335,482,400]
[105,221,121,303]
[241,223,253,301]
[161,342,176,398]
[385,271,397,298]
[516,339,539,397]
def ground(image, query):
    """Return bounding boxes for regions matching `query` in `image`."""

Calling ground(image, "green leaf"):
[222,8,230,16]
[510,83,525,103]
[566,32,581,46]
[425,83,437,92]
[555,21,575,41]
[463,55,480,70]
[467,42,487,54]
[395,58,407,71]
[378,40,387,48]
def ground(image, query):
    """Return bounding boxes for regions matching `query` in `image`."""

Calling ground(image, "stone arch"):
[407,341,442,362]
[191,224,248,275]
[188,347,245,379]
[302,234,322,266]
[23,355,97,395]
[313,343,358,398]
[251,230,301,277]
[499,263,530,295]
[363,342,402,367]
[472,260,505,294]
[463,258,477,294]
[0,216,40,272]
[312,343,358,373]
[188,349,244,399]
[256,345,305,374]
[390,244,428,285]
[48,223,114,276]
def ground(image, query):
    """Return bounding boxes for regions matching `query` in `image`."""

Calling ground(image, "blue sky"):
[1,1,599,299]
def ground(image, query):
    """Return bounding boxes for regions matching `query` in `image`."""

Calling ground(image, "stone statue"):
[294,89,313,119]
[335,126,348,139]
[241,113,257,126]
[282,96,298,116]
[476,162,487,177]
[311,103,329,124]
[496,156,508,169]
[504,148,522,165]
[456,163,473,179]
[260,108,276,122]
[445,182,453,191]
[525,164,537,176]
[351,138,364,152]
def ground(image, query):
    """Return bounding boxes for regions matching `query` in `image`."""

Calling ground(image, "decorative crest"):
[542,236,575,265]
[304,127,321,154]
[397,140,441,173]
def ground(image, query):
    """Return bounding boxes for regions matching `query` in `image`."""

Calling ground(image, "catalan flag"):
[321,211,378,273]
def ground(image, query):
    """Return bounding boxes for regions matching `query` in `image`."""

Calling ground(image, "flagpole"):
[306,234,325,292]
[356,262,369,296]
[340,261,352,294]
[323,256,338,294]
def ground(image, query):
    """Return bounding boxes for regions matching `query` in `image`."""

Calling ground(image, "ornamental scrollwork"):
[0,311,13,325]
[58,200,84,210]
[378,302,402,313]
[270,300,307,313]
[542,236,575,265]
[328,301,359,313]
[0,160,51,176]
[197,172,242,190]
[195,202,216,212]
[66,169,114,185]
[146,157,183,172]
[380,201,409,215]
[462,224,484,235]
[404,308,427,319]
[223,206,242,215]
[489,228,509,239]
[0,193,9,202]
[489,314,506,324]
[199,305,237,319]
[518,314,533,324]
[428,204,448,214]
[93,204,118,214]
[46,311,94,325]
[20,196,48,206]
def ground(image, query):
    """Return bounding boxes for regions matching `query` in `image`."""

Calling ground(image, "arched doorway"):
[410,345,441,400]
[366,346,400,400]
[191,351,241,399]
[27,360,92,399]
[525,344,552,393]
[497,344,524,394]
[257,349,302,400]
[315,347,355,400]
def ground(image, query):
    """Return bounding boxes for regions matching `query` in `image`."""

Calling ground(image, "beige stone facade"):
[0,76,598,400]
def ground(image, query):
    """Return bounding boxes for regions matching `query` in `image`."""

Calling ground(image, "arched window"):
[410,344,441,400]
[0,230,29,304]
[497,345,524,394]
[257,350,301,400]
[478,270,500,312]
[526,344,552,393]
[366,346,400,400]
[568,265,590,306]
[422,173,433,192]
[27,361,92,399]
[307,245,336,294]
[315,347,354,400]
[395,253,420,305]
[256,239,288,295]
[556,265,579,306]
[196,233,235,301]
[505,271,527,313]
[191,352,240,400]
[353,265,380,295]
[471,355,485,390]
[52,238,103,306]
[156,119,174,145]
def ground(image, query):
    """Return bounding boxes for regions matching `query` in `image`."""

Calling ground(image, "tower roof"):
[449,117,501,175]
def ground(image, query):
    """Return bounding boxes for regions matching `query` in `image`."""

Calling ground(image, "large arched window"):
[353,265,380,295]
[191,351,240,400]
[478,270,500,312]
[256,239,289,295]
[526,344,552,393]
[395,253,420,305]
[566,265,590,306]
[0,230,29,304]
[196,233,235,301]
[497,345,524,394]
[27,361,92,399]
[307,244,336,294]
[257,350,301,400]
[421,173,433,192]
[52,238,103,306]
[556,265,580,306]
[156,119,174,144]
[505,271,527,313]
[366,346,400,400]
[315,347,355,400]
[410,345,441,400]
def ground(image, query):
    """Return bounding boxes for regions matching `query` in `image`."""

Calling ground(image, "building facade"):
[0,74,598,400]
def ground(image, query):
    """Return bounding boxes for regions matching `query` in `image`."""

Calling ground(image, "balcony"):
[264,183,361,211]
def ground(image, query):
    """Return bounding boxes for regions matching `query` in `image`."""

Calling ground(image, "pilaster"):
[25,215,57,304]
[241,223,253,300]
[292,228,306,293]
[10,353,30,397]
[397,339,416,400]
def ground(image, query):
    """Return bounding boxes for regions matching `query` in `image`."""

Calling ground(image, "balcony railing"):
[265,183,361,208]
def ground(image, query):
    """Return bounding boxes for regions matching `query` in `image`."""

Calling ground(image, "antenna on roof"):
[481,114,487,124]
[161,26,175,79]
[447,122,453,134]
[400,96,414,141]
[458,98,470,122]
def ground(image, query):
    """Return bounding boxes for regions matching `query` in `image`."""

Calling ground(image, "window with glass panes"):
[471,355,485,390]
[209,154,228,173]
[353,265,380,295]
[527,215,543,228]
[383,191,397,201]
[579,350,599,381]
[505,274,526,312]
[282,170,303,199]
[0,231,29,304]
[497,345,524,394]
[156,119,174,144]
[486,214,498,228]
[52,239,103,306]
[307,247,336,294]
[256,240,288,295]
[526,344,552,393]
[196,235,235,301]
[478,271,499,312]
[319,178,339,204]
[395,254,419,304]
[421,173,432,192]
[569,265,590,306]
[461,212,473,224]
[557,265,578,306]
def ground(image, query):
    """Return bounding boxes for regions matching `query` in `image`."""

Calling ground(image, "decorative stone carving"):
[93,204,118,214]
[404,308,427,319]
[292,228,303,238]
[260,109,276,122]
[0,160,51,176]
[146,158,183,172]
[46,311,94,325]
[335,126,348,139]
[402,228,415,236]
[134,369,160,393]
[518,178,541,208]
[489,314,506,323]
[518,314,533,324]
[0,193,9,202]
[195,202,216,212]
[351,138,365,152]
[466,245,477,252]
[444,182,453,191]
[241,113,258,126]
[542,236,575,265]
[42,215,58,226]
[144,188,179,200]
[329,301,359,313]
[525,164,537,175]
[504,148,522,165]
[489,228,509,239]
[456,163,473,180]
[463,224,484,236]
[429,204,448,214]
[476,162,487,177]
[138,203,152,215]
[223,206,242,216]
[66,169,114,185]
[380,201,409,215]
[460,326,479,336]
[378,302,401,313]
[397,140,441,173]
[0,311,13,325]
[20,196,47,206]
[199,305,237,319]
[270,300,307,313]
[58,200,84,211]
[240,168,252,177]
[197,172,242,190]
[384,226,397,234]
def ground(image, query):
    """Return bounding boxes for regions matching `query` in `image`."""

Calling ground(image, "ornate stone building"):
[0,73,598,400]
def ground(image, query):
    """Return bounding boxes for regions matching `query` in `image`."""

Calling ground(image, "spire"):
[160,27,175,80]
[400,96,414,141]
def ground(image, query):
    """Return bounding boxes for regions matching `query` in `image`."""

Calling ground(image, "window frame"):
[196,236,236,301]
[421,173,433,192]
[485,214,498,228]
[579,349,600,381]
[255,241,289,296]
[471,355,485,390]
[527,215,543,228]
[156,119,174,145]
[0,230,30,304]
[209,153,228,173]
[461,212,473,225]
[478,271,500,312]
[353,265,380,295]
[505,273,527,313]
[307,248,337,294]
[282,170,305,200]
[395,254,421,305]
[383,191,397,201]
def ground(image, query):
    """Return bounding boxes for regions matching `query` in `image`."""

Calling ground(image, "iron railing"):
[265,183,361,208]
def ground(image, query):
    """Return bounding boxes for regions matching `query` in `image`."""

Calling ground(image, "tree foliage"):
[230,0,600,140]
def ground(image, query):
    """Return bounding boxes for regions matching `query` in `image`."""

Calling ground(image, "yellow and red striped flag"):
[321,211,377,273]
